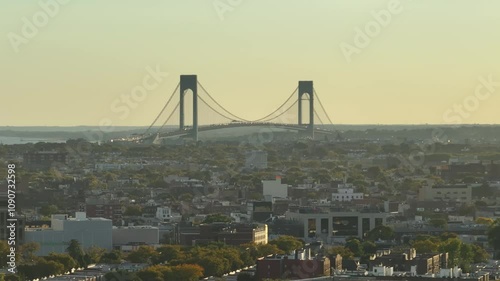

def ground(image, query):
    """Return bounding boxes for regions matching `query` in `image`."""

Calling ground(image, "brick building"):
[256,249,330,280]
[369,248,448,275]
[85,198,122,225]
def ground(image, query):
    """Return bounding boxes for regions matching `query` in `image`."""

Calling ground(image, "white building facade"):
[331,184,364,202]
[25,212,112,256]
[263,177,288,201]
[156,207,182,222]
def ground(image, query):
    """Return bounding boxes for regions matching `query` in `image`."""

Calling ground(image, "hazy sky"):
[1,0,499,126]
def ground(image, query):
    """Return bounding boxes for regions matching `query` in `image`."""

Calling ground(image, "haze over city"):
[3,1,500,281]
[1,0,500,126]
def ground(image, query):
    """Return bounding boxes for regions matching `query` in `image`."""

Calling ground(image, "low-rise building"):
[25,212,112,256]
[256,249,330,280]
[85,198,123,225]
[332,185,364,202]
[262,177,288,202]
[368,248,448,275]
[285,209,388,241]
[178,223,268,246]
[155,207,182,222]
[418,184,472,203]
[112,226,159,250]
[247,201,273,222]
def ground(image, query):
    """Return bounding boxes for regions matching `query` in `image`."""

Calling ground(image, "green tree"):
[195,255,231,277]
[40,204,58,217]
[203,214,233,224]
[327,246,354,259]
[476,217,494,225]
[366,166,383,179]
[18,242,40,264]
[86,246,107,264]
[127,246,159,264]
[439,238,462,267]
[167,264,204,281]
[242,243,284,260]
[269,236,304,254]
[440,232,458,241]
[429,218,447,228]
[0,241,9,266]
[412,239,438,253]
[154,245,185,264]
[471,244,489,263]
[104,172,118,182]
[44,253,78,273]
[257,243,284,257]
[67,239,87,268]
[488,219,500,258]
[414,234,439,243]
[345,238,364,257]
[362,241,377,255]
[86,174,101,189]
[18,259,65,280]
[136,268,163,281]
[124,205,143,216]
[4,274,20,281]
[179,193,194,202]
[100,250,123,264]
[459,243,474,272]
[365,225,395,241]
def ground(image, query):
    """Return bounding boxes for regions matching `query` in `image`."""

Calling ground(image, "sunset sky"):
[1,0,499,126]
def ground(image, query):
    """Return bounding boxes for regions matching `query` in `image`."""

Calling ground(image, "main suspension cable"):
[145,82,180,135]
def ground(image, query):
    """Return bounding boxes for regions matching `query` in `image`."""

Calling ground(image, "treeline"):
[119,236,302,279]
[0,236,304,281]
[1,240,97,280]
[411,233,489,271]
[327,231,490,273]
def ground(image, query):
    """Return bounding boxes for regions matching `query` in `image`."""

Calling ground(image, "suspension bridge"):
[137,75,334,144]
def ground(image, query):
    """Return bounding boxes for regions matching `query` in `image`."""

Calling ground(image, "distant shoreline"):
[1,124,499,144]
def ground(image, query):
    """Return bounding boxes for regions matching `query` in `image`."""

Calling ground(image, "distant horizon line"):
[1,123,500,128]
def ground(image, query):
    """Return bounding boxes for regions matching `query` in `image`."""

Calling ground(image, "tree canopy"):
[488,219,500,258]
[269,236,304,254]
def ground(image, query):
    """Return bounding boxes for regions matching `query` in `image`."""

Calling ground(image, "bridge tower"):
[180,75,198,141]
[298,81,314,138]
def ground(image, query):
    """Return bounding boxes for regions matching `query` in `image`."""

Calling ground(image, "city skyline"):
[1,0,500,126]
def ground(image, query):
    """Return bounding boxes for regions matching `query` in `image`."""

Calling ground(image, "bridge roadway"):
[140,122,335,142]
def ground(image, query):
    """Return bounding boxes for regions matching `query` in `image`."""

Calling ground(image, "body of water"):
[0,136,66,145]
